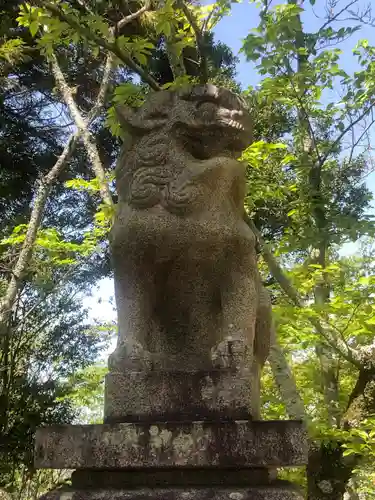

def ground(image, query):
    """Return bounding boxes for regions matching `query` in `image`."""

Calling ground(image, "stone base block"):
[71,468,278,489]
[104,371,256,422]
[39,484,304,500]
[35,420,307,470]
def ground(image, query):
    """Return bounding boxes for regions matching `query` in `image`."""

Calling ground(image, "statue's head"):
[116,84,253,159]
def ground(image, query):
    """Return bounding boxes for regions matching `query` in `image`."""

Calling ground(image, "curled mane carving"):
[115,85,253,211]
[115,91,176,208]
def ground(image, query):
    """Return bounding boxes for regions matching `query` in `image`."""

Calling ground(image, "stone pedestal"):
[39,485,303,500]
[35,421,307,469]
[104,369,258,422]
[35,331,307,500]
[35,419,306,500]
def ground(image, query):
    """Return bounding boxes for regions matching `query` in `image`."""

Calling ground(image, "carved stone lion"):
[110,84,271,416]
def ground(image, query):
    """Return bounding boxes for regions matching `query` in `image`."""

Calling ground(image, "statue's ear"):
[115,91,174,133]
[115,104,137,132]
[115,103,167,132]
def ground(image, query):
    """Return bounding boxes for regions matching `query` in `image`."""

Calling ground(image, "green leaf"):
[29,20,39,37]
[156,20,172,37]
[161,75,196,91]
[0,38,26,63]
[342,449,356,456]
[134,52,147,66]
[268,142,287,150]
[112,83,144,107]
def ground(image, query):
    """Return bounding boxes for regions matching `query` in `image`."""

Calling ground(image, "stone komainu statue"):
[110,84,271,418]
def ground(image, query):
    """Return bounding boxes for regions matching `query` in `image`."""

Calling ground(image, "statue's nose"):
[231,108,252,132]
[215,108,252,132]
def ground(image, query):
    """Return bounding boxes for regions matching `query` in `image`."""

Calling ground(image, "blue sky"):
[211,1,375,205]
[86,0,375,326]
[212,0,374,88]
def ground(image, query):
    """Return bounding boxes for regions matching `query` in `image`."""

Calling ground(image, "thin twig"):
[117,2,150,30]
[50,52,114,210]
[348,117,375,163]
[36,1,161,91]
[0,48,114,336]
[245,213,365,369]
[319,103,375,167]
[319,0,359,31]
[179,1,208,84]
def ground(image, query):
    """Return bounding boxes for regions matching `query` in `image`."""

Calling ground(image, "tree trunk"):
[307,444,353,500]
[286,1,343,496]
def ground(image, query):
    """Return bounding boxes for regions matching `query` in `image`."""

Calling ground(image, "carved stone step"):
[104,370,258,422]
[71,468,277,489]
[38,484,304,500]
[35,420,307,470]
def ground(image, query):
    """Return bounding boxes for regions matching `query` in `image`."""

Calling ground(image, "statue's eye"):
[148,111,168,120]
[196,102,219,121]
[195,98,219,108]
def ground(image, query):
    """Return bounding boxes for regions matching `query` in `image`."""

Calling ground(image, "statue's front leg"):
[109,257,155,371]
[211,246,259,371]
[209,245,262,418]
[254,285,272,368]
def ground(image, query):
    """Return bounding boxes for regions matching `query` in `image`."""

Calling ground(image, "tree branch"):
[161,0,187,80]
[319,0,359,31]
[0,50,114,337]
[0,134,79,337]
[245,214,366,369]
[50,52,114,211]
[117,2,151,30]
[268,323,306,421]
[35,1,161,91]
[88,52,114,122]
[319,103,375,167]
[179,1,208,84]
[348,117,375,163]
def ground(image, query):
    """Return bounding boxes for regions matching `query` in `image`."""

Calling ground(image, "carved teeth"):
[227,119,244,130]
[201,120,245,134]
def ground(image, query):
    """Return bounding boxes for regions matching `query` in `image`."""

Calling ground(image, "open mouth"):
[201,120,248,135]
[180,123,250,149]
[180,125,250,159]
[218,118,246,131]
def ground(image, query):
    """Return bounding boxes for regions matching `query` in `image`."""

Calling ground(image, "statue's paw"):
[211,333,249,370]
[108,341,153,372]
[162,179,205,215]
[163,181,194,204]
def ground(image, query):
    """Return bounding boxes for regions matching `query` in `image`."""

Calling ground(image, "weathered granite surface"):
[35,420,307,470]
[109,84,272,418]
[104,369,259,422]
[39,484,304,500]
